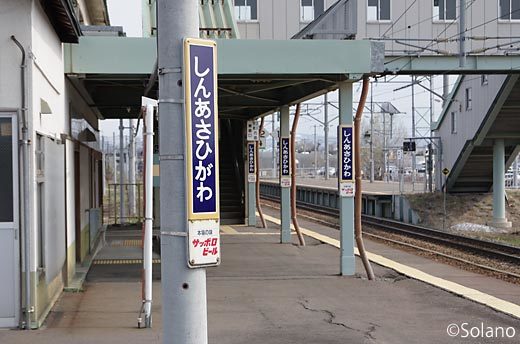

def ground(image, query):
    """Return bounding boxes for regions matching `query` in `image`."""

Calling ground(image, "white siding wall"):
[0,0,31,110]
[236,0,337,39]
[434,75,508,173]
[356,0,520,56]
[29,1,68,273]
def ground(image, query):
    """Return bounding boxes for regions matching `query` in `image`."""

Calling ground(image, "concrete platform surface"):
[1,226,519,343]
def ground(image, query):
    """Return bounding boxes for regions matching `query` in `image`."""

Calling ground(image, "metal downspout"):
[290,104,305,246]
[354,77,375,280]
[11,35,32,329]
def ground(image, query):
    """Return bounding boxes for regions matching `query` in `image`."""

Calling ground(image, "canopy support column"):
[339,82,355,275]
[280,105,291,243]
[490,139,512,229]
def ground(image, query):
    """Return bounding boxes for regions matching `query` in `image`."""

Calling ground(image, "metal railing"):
[104,183,144,225]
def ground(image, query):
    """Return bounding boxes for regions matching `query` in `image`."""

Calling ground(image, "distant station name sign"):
[248,142,256,183]
[280,137,291,187]
[184,38,220,268]
[339,125,354,197]
[403,141,416,152]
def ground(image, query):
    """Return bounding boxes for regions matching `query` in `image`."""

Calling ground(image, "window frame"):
[465,87,472,110]
[300,0,325,23]
[432,0,458,23]
[367,0,392,23]
[234,0,258,22]
[498,0,520,22]
[451,111,457,134]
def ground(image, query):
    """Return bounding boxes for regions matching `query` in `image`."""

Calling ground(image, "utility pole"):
[272,113,276,178]
[314,125,317,176]
[128,119,136,217]
[324,93,329,180]
[101,136,105,196]
[119,118,125,223]
[113,132,117,186]
[370,82,374,183]
[411,76,416,191]
[157,1,208,343]
[459,0,466,67]
[383,112,387,182]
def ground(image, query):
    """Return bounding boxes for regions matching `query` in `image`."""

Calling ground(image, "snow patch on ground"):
[450,222,494,233]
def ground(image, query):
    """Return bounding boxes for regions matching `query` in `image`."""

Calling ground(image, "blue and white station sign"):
[247,142,256,183]
[184,38,220,268]
[280,137,291,187]
[339,125,354,197]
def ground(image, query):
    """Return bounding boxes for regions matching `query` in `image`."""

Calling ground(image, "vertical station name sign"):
[339,125,354,197]
[280,137,291,187]
[184,38,220,268]
[247,142,256,183]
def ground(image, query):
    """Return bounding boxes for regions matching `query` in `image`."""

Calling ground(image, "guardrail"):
[259,181,414,223]
[260,181,340,213]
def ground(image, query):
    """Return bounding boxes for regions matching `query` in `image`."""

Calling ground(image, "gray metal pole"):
[102,136,106,196]
[280,105,291,243]
[272,114,276,178]
[339,81,355,275]
[459,0,466,67]
[411,76,416,190]
[113,132,117,185]
[492,139,507,223]
[383,112,387,182]
[247,142,256,227]
[157,1,208,343]
[129,119,136,217]
[324,93,329,180]
[313,125,317,176]
[119,119,125,222]
[370,83,374,183]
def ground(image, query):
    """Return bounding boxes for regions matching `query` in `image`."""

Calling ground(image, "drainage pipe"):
[291,104,305,246]
[255,117,267,228]
[143,104,154,326]
[11,35,32,328]
[355,77,375,280]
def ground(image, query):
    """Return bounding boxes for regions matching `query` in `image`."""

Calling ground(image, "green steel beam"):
[384,55,520,75]
[65,37,384,76]
[66,37,520,78]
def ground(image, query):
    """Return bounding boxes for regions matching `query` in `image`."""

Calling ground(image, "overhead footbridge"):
[433,75,520,194]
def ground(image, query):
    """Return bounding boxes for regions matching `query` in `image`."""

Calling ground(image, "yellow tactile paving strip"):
[93,258,161,265]
[261,213,520,319]
[109,239,142,247]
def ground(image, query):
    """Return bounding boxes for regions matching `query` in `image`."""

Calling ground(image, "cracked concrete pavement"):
[1,230,519,343]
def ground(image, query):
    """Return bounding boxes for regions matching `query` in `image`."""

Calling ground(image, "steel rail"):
[259,185,520,266]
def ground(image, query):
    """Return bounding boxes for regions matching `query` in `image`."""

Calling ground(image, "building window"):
[234,0,257,21]
[465,87,472,110]
[481,75,489,85]
[451,112,457,134]
[433,0,456,20]
[301,0,325,22]
[500,0,520,20]
[367,0,391,21]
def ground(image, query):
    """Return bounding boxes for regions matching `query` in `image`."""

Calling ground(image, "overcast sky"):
[100,1,452,146]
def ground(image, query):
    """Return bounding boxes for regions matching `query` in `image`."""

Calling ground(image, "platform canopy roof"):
[65,37,384,119]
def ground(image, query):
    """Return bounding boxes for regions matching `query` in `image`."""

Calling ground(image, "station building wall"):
[0,0,102,328]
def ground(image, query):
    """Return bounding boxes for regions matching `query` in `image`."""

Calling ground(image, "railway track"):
[259,192,520,280]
